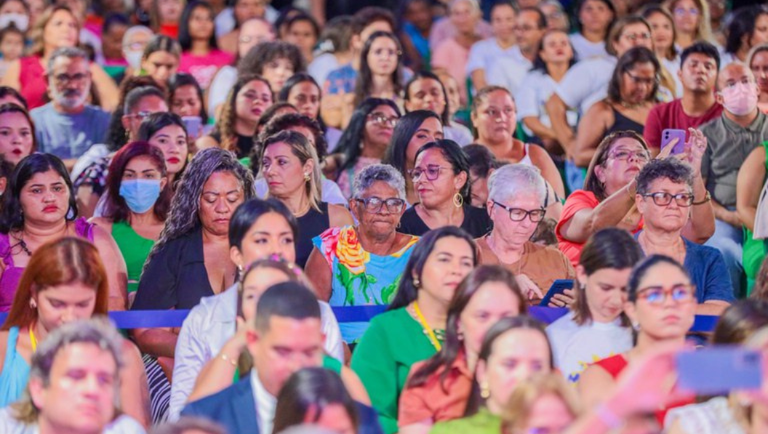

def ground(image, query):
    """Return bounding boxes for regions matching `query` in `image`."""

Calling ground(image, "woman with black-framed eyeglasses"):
[477,164,574,304]
[398,139,492,239]
[634,158,732,314]
[305,163,419,344]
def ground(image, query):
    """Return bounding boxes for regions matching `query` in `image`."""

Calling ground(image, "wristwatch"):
[692,191,711,206]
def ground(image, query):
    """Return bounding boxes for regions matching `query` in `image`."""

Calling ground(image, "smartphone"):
[182,116,202,138]
[539,279,574,307]
[661,129,687,155]
[676,346,763,395]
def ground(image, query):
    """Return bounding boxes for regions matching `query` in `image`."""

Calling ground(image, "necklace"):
[29,326,38,352]
[619,100,644,110]
[413,302,442,351]
[13,223,70,257]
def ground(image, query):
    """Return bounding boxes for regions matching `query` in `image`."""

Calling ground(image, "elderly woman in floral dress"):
[306,164,419,343]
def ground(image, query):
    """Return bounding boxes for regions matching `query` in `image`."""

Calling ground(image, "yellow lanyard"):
[29,327,37,353]
[413,302,442,351]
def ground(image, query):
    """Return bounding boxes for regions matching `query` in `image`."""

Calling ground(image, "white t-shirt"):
[444,122,474,147]
[254,177,347,206]
[661,55,684,98]
[208,65,237,120]
[569,33,608,61]
[251,370,277,434]
[515,69,579,136]
[486,51,533,96]
[0,409,146,434]
[546,311,632,383]
[466,38,521,76]
[554,56,616,116]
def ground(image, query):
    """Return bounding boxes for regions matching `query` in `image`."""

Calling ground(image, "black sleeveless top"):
[209,131,254,159]
[399,204,493,238]
[296,202,331,268]
[607,108,645,135]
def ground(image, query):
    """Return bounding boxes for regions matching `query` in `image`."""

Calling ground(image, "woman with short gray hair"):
[477,164,575,304]
[305,164,419,342]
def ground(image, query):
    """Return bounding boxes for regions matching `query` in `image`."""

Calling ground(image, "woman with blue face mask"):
[91,141,172,305]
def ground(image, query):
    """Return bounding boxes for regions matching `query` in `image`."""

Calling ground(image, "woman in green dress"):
[91,141,172,306]
[350,225,478,434]
[430,316,555,434]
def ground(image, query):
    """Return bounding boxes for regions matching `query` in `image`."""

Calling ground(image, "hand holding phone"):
[182,116,203,139]
[540,279,574,307]
[661,129,687,155]
[677,346,763,395]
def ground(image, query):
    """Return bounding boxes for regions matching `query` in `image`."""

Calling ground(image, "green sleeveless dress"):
[743,141,768,296]
[112,221,156,293]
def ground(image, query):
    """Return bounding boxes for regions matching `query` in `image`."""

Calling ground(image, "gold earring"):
[452,193,464,208]
[413,277,420,288]
[480,381,490,399]
[304,173,310,182]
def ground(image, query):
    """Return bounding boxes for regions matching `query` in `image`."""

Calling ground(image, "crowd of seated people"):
[1,0,768,433]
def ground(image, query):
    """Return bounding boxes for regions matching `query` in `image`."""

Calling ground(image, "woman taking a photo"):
[0,154,127,311]
[0,237,148,425]
[556,130,714,266]
[572,47,660,168]
[471,86,565,200]
[259,130,353,268]
[385,110,445,205]
[91,141,172,303]
[478,164,572,301]
[351,226,477,434]
[398,265,526,433]
[546,228,644,383]
[197,74,273,158]
[168,73,209,127]
[333,98,401,199]
[400,139,492,238]
[306,164,418,343]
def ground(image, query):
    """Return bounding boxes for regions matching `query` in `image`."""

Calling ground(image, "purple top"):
[0,218,95,312]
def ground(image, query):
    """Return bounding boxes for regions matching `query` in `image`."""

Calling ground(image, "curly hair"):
[145,148,255,266]
[237,41,307,83]
[212,74,272,153]
[256,112,327,161]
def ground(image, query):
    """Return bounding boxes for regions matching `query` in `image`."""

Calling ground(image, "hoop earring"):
[452,193,464,208]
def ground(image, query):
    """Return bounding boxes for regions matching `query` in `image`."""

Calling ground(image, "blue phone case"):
[677,347,762,395]
[661,129,686,154]
[539,279,574,307]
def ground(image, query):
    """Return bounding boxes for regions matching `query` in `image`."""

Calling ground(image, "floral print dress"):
[313,225,419,343]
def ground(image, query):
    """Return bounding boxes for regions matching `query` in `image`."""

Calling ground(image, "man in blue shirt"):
[30,47,110,170]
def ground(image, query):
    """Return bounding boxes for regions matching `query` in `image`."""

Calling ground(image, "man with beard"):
[30,47,110,169]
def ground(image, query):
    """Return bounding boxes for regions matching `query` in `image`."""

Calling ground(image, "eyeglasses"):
[125,111,153,121]
[123,42,146,51]
[54,73,88,85]
[625,71,658,86]
[493,200,545,223]
[408,164,449,181]
[354,196,406,213]
[607,149,650,163]
[367,113,398,127]
[674,7,699,16]
[636,284,695,305]
[622,32,652,42]
[641,192,694,207]
[721,77,756,89]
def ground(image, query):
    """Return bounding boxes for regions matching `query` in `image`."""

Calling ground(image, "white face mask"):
[124,50,143,70]
[0,13,29,32]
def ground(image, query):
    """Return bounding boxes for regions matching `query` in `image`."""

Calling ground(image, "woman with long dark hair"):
[168,73,209,126]
[278,72,343,152]
[351,31,405,118]
[403,70,472,147]
[177,1,234,90]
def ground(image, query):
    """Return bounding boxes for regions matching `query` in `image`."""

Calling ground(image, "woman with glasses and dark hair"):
[333,98,401,199]
[258,130,353,268]
[477,164,573,303]
[633,158,732,314]
[546,228,643,383]
[578,254,697,424]
[556,130,714,267]
[400,139,492,238]
[305,164,418,343]
[572,47,660,168]
[351,225,477,434]
[177,1,234,90]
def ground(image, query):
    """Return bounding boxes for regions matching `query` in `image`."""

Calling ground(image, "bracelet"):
[692,191,711,205]
[595,403,623,429]
[220,353,238,367]
[626,178,637,201]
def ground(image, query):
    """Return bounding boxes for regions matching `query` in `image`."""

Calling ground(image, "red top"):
[643,99,723,150]
[18,56,47,110]
[555,190,644,267]
[592,354,694,427]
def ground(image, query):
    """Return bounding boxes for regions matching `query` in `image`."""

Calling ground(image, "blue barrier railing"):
[0,307,720,332]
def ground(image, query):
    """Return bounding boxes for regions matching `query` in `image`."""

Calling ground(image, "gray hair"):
[278,425,338,434]
[635,158,694,195]
[145,148,255,266]
[122,25,154,48]
[151,417,227,434]
[47,47,89,73]
[10,318,124,424]
[353,164,406,200]
[488,164,547,205]
[451,0,480,12]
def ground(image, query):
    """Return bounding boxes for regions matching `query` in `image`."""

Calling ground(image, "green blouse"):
[429,408,501,434]
[350,307,439,434]
[111,220,155,293]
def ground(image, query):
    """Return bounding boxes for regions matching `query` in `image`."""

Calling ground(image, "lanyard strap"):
[413,302,441,351]
[29,327,37,353]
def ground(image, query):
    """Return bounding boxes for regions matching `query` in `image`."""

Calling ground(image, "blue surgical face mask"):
[119,179,161,214]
